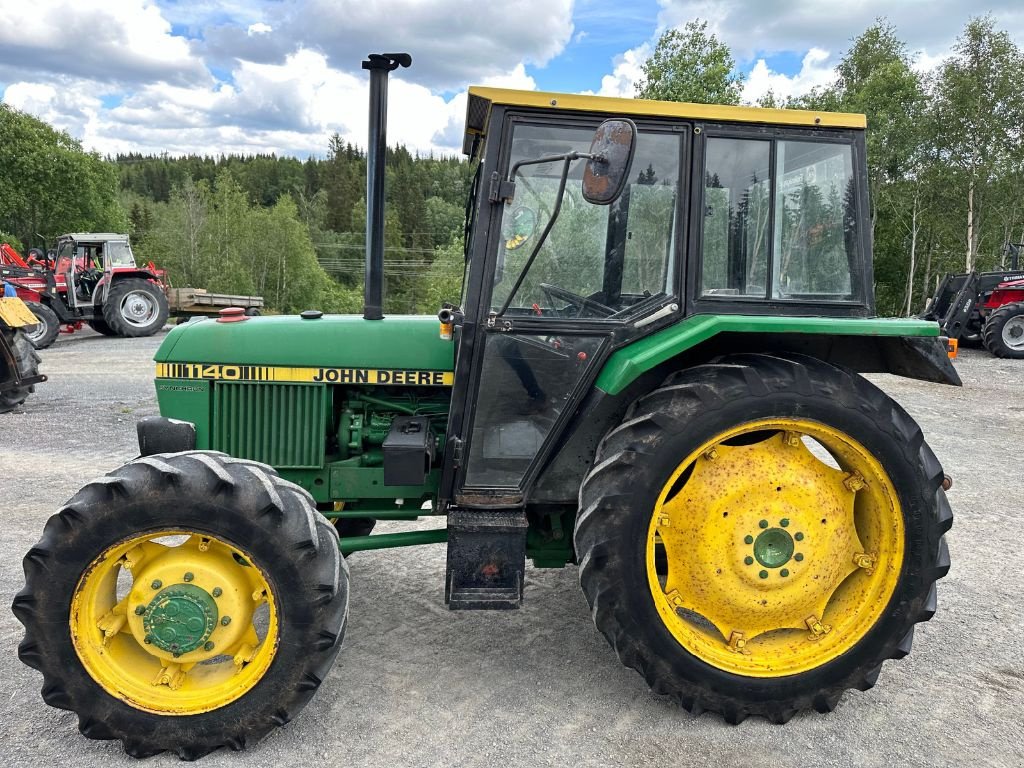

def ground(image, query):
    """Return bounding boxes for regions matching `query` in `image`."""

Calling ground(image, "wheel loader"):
[14,53,957,758]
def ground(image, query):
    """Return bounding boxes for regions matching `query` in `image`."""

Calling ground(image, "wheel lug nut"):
[212,587,223,597]
[151,580,162,590]
[221,616,231,626]
[780,568,790,577]
[758,520,768,529]
[743,556,753,565]
[743,535,753,545]
[780,518,789,527]
[134,605,146,615]
[795,532,804,541]
[144,635,153,644]
[183,572,194,582]
[759,570,768,579]
[204,641,215,652]
[795,553,804,561]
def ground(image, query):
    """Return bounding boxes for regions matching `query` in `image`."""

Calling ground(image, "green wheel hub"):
[142,584,219,655]
[753,528,795,569]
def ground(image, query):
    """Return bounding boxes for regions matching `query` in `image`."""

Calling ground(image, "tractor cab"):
[442,89,883,504]
[53,233,152,308]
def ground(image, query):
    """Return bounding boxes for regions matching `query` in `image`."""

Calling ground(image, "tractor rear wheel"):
[982,301,1024,358]
[575,353,951,723]
[23,301,60,349]
[13,451,348,758]
[87,318,118,336]
[0,329,41,412]
[102,278,169,337]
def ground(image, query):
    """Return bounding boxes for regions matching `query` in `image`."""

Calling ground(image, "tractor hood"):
[155,314,454,371]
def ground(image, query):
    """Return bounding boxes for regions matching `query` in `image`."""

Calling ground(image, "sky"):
[1,0,1021,159]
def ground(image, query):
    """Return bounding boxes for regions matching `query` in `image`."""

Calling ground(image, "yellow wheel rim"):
[70,530,279,715]
[646,418,904,677]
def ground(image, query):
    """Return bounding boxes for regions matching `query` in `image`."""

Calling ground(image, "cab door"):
[445,114,688,506]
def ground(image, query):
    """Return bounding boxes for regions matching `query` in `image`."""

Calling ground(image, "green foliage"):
[0,232,23,252]
[636,20,744,105]
[0,104,127,250]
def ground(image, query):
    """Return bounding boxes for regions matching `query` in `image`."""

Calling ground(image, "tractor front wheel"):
[576,354,951,723]
[23,301,60,349]
[102,278,169,337]
[982,301,1024,358]
[13,451,348,758]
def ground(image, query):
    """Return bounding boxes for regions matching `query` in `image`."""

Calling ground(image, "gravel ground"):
[1,329,1022,768]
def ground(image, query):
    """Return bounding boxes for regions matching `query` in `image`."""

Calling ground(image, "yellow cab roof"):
[463,86,865,155]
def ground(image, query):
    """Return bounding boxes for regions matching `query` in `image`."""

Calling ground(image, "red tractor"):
[921,243,1024,359]
[0,233,170,348]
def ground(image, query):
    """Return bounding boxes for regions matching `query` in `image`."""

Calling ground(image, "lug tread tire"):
[23,301,60,349]
[0,329,41,412]
[102,278,169,338]
[575,353,951,723]
[13,451,348,759]
[982,301,1024,358]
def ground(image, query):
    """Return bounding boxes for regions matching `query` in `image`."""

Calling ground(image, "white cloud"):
[742,47,836,104]
[3,49,538,158]
[591,44,649,98]
[247,22,273,36]
[0,1,207,86]
[285,0,574,89]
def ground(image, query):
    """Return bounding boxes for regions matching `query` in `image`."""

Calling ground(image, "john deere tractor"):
[15,54,956,758]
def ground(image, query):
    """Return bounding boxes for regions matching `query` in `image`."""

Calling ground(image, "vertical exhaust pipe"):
[361,52,412,321]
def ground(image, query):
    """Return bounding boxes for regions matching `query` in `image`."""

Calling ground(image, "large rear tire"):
[982,301,1024,359]
[0,329,41,412]
[13,451,348,758]
[102,278,169,337]
[23,301,60,349]
[575,354,951,723]
[87,318,118,336]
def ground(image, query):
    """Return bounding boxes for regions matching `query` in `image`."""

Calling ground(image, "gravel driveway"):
[1,328,1021,767]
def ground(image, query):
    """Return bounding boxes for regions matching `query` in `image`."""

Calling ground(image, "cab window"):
[700,136,861,303]
[492,123,681,319]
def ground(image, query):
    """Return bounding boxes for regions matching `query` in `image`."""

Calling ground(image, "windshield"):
[104,240,136,267]
[492,123,681,319]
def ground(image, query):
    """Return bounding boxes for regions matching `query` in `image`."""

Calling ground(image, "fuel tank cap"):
[300,309,323,320]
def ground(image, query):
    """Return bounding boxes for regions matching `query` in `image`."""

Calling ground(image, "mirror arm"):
[507,151,597,183]
[496,155,575,317]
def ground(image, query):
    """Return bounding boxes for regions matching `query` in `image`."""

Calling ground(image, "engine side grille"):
[212,382,326,469]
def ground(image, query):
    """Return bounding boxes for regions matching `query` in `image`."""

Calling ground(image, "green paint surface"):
[143,584,218,655]
[155,314,455,371]
[596,314,940,395]
[154,379,211,448]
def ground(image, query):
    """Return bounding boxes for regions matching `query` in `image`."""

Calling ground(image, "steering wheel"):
[539,283,615,318]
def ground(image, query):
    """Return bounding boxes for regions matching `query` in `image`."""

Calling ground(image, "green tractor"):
[15,53,956,758]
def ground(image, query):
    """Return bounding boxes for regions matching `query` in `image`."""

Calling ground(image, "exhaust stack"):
[361,52,412,321]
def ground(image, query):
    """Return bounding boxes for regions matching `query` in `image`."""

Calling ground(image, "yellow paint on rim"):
[646,419,904,677]
[70,530,278,715]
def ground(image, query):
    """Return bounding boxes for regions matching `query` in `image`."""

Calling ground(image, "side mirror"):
[582,119,637,206]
